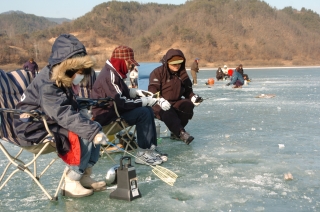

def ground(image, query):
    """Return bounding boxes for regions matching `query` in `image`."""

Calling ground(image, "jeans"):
[67,138,100,180]
[121,106,156,149]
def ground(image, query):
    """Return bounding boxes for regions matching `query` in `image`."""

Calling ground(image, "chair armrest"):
[0,108,44,117]
[0,108,53,137]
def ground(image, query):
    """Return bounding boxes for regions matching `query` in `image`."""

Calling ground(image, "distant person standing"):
[23,58,39,78]
[190,58,199,85]
[129,64,138,88]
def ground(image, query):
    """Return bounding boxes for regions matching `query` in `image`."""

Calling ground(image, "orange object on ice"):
[207,78,215,85]
[228,69,233,76]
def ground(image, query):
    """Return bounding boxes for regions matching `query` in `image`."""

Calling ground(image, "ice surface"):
[1,67,320,211]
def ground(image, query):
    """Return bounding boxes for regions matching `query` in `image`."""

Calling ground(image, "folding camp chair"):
[0,69,64,201]
[78,70,138,163]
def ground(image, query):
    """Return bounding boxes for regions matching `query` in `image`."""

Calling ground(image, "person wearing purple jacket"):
[23,58,39,78]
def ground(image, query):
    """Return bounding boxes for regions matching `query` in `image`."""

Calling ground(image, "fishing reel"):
[77,97,113,109]
[195,96,204,103]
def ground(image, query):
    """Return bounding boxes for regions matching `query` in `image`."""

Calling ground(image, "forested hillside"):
[1,0,320,69]
[0,12,57,37]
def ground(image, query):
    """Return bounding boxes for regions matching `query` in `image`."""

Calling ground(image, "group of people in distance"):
[13,34,203,198]
[216,64,250,88]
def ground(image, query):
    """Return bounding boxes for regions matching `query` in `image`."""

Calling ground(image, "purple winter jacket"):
[23,61,39,77]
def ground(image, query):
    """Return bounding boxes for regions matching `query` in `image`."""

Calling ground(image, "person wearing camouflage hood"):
[14,34,108,198]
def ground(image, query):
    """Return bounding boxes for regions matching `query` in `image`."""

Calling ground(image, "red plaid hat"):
[111,46,139,66]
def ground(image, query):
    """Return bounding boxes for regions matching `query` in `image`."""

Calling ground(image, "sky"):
[0,0,319,19]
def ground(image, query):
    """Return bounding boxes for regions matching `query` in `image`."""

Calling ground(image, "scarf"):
[110,58,128,79]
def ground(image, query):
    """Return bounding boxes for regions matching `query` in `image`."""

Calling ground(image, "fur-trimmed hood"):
[51,55,95,87]
[48,34,95,87]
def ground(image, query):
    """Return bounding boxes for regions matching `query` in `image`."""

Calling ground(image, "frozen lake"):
[1,67,320,211]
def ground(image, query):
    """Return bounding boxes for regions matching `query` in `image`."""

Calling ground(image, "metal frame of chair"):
[0,109,65,201]
[99,100,138,163]
[77,97,138,163]
[0,69,65,200]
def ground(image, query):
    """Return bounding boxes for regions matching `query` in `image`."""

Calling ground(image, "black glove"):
[226,83,230,86]
[191,95,203,106]
[195,96,203,103]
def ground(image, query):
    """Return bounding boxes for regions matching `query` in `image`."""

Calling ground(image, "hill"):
[45,17,72,24]
[0,11,57,37]
[1,0,320,69]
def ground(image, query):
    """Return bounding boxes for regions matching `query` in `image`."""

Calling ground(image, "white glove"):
[93,131,108,146]
[129,88,153,98]
[191,95,203,106]
[141,96,158,107]
[158,98,171,111]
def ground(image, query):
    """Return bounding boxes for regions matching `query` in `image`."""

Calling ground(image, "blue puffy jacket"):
[230,70,244,85]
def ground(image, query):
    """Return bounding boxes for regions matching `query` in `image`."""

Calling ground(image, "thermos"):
[156,122,160,138]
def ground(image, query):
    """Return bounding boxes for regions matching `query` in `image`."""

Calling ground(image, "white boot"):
[80,167,106,191]
[62,175,93,198]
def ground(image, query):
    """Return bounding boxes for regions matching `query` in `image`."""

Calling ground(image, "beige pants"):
[191,70,197,84]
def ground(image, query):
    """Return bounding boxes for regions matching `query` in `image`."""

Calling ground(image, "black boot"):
[179,130,194,145]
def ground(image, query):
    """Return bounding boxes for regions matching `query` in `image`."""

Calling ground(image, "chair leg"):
[33,154,37,178]
[37,157,59,179]
[100,147,117,164]
[121,125,138,156]
[0,142,60,201]
[0,145,24,184]
[53,169,66,201]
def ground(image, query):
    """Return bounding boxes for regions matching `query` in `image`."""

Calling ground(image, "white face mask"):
[72,73,84,85]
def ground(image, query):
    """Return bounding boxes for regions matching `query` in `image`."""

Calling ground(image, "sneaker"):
[180,131,194,145]
[170,133,181,140]
[150,144,168,162]
[135,149,162,165]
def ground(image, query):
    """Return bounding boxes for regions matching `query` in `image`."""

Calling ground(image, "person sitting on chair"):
[226,66,244,88]
[148,48,203,145]
[14,34,108,198]
[91,45,168,166]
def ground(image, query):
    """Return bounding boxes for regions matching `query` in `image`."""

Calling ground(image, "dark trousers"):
[121,107,157,149]
[159,99,194,136]
[234,80,244,87]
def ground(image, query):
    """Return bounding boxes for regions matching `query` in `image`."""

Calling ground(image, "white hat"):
[224,65,227,68]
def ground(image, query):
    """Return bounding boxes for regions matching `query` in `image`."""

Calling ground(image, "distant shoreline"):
[192,66,320,71]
